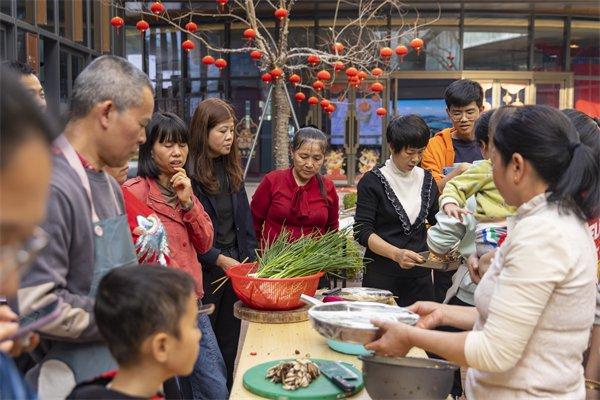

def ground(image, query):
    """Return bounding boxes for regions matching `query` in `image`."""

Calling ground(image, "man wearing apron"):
[16,55,154,399]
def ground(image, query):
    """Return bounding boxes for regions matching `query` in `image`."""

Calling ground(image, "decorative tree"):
[110,0,439,169]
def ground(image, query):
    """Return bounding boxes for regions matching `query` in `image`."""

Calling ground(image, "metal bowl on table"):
[359,355,459,400]
[307,301,419,344]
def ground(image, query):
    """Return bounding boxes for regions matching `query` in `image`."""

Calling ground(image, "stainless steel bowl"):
[359,355,459,400]
[307,301,419,344]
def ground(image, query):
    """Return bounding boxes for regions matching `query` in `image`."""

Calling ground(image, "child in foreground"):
[68,265,210,399]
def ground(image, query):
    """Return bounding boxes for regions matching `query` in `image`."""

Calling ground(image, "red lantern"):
[294,92,306,103]
[308,96,319,105]
[274,8,288,20]
[185,22,198,33]
[332,42,344,54]
[395,45,408,62]
[202,55,215,65]
[380,47,393,59]
[136,20,149,33]
[214,58,228,70]
[216,0,228,5]
[250,50,262,61]
[261,73,272,83]
[326,103,335,114]
[312,80,324,91]
[288,74,301,86]
[110,16,124,29]
[320,99,330,109]
[371,82,384,93]
[334,61,345,71]
[270,67,283,79]
[410,38,424,55]
[357,70,368,81]
[150,2,165,15]
[243,28,256,40]
[316,70,331,82]
[345,67,358,77]
[307,55,320,66]
[376,107,387,117]
[371,67,383,77]
[182,39,195,52]
[349,76,360,87]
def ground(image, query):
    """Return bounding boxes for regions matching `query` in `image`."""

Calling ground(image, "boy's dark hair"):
[386,115,430,153]
[474,109,494,145]
[444,79,484,109]
[138,112,190,179]
[94,265,195,366]
[0,67,56,168]
[2,60,36,76]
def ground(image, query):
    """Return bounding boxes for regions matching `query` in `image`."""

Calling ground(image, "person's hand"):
[443,203,471,222]
[171,167,193,209]
[407,301,446,330]
[0,305,18,353]
[478,249,496,277]
[456,163,471,174]
[9,333,40,357]
[466,254,481,284]
[364,320,413,357]
[394,249,425,269]
[216,255,239,271]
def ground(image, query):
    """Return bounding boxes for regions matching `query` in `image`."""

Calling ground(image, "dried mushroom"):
[265,358,321,390]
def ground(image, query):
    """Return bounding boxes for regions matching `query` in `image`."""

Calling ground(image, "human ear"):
[150,332,170,363]
[97,101,113,130]
[511,153,525,184]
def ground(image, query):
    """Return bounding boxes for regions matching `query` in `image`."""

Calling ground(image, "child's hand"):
[443,203,471,222]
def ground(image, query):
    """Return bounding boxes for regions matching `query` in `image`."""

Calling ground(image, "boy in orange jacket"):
[422,79,485,193]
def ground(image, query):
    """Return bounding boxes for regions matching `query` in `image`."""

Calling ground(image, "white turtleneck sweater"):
[379,157,425,225]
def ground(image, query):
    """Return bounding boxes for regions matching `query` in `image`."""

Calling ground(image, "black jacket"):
[192,180,258,266]
[354,166,439,278]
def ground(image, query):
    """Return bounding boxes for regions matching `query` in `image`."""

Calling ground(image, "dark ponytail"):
[291,126,329,202]
[493,105,600,220]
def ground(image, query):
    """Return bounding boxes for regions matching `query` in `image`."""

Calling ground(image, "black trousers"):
[201,246,241,391]
[433,269,455,303]
[427,295,471,398]
[362,268,434,307]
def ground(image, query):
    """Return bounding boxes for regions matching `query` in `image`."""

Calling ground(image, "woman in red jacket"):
[122,112,228,400]
[251,126,339,246]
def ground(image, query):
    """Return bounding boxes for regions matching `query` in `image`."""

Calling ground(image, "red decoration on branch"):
[136,20,149,34]
[333,61,345,71]
[110,16,124,29]
[308,96,319,105]
[357,70,368,81]
[270,67,283,79]
[185,22,198,33]
[349,76,360,87]
[371,67,383,77]
[410,38,424,55]
[294,92,306,103]
[376,107,387,117]
[395,45,408,62]
[320,99,330,109]
[250,50,262,61]
[379,47,393,59]
[312,80,324,91]
[288,74,301,86]
[261,73,272,83]
[182,40,195,52]
[243,28,256,40]
[326,103,335,114]
[202,55,215,65]
[316,70,331,82]
[214,58,228,70]
[332,42,345,54]
[307,55,320,66]
[150,2,165,16]
[370,82,384,93]
[274,8,288,20]
[345,67,358,77]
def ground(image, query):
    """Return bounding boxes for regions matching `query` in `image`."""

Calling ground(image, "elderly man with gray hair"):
[17,55,154,399]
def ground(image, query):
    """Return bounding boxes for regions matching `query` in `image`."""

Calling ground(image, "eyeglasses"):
[449,109,479,122]
[0,227,49,277]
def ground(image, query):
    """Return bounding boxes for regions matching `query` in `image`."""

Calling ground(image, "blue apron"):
[35,136,137,395]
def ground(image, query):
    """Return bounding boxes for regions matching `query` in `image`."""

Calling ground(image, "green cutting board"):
[243,359,364,400]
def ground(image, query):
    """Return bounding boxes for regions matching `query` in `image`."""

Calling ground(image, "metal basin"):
[359,355,458,399]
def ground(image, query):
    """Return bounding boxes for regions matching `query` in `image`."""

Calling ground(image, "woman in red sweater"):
[251,127,339,246]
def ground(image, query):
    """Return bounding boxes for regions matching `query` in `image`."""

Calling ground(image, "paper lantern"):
[308,96,319,105]
[214,58,228,70]
[150,2,165,15]
[410,38,424,55]
[110,16,124,29]
[250,50,262,61]
[243,28,256,40]
[202,55,215,65]
[334,61,345,71]
[357,71,368,81]
[312,80,325,91]
[288,74,301,86]
[320,99,330,108]
[274,8,288,20]
[371,67,383,77]
[370,82,384,93]
[376,107,387,117]
[261,73,273,83]
[182,40,195,52]
[270,67,283,79]
[395,45,408,62]
[326,103,335,114]
[379,47,393,59]
[136,20,149,33]
[316,70,331,82]
[294,92,306,103]
[185,22,198,33]
[345,67,358,77]
[307,55,320,66]
[332,42,344,54]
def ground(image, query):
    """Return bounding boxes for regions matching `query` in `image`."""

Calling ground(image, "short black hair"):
[444,79,484,109]
[0,67,56,168]
[138,112,190,179]
[386,115,430,153]
[94,265,195,366]
[474,109,494,145]
[2,60,36,76]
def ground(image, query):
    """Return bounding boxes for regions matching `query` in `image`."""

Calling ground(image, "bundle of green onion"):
[253,227,364,279]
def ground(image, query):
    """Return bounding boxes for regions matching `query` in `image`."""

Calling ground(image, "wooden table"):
[230,320,428,399]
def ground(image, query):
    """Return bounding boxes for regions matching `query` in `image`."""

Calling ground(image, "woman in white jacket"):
[366,105,600,399]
